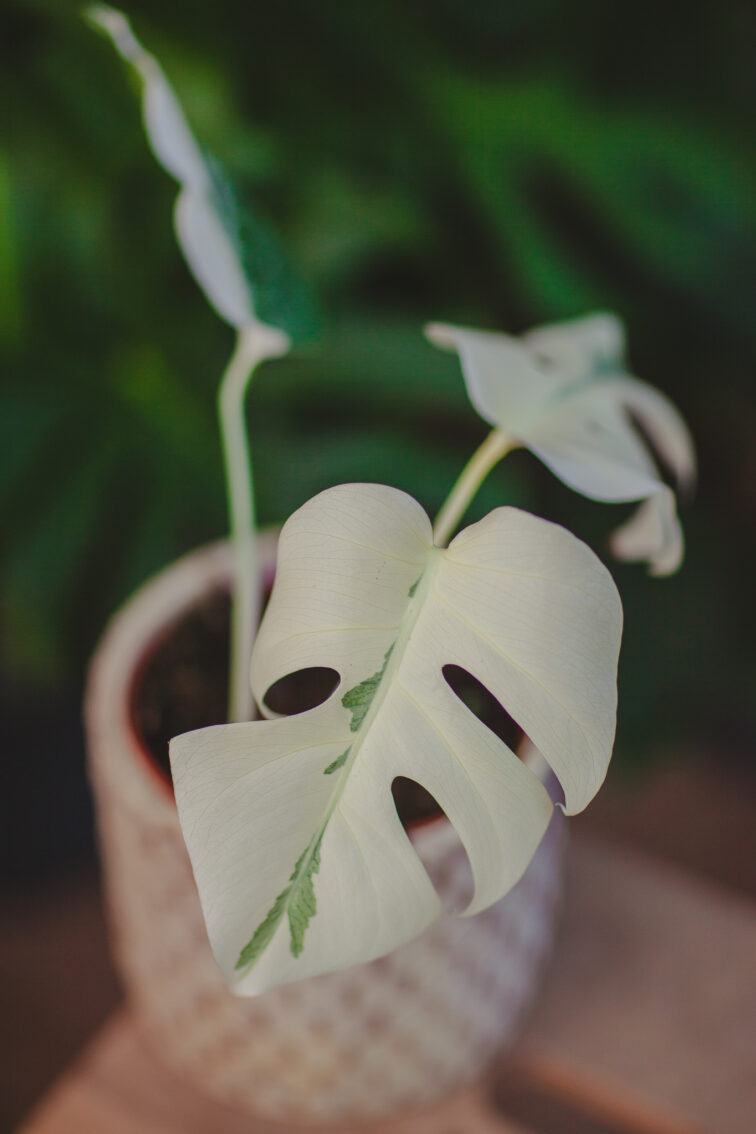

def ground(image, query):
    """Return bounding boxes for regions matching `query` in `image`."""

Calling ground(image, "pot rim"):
[85,540,248,827]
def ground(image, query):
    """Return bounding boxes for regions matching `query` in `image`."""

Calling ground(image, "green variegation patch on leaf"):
[323,750,350,775]
[341,645,394,732]
[236,831,323,968]
[287,833,323,958]
[206,160,320,344]
[234,882,289,971]
[170,483,622,996]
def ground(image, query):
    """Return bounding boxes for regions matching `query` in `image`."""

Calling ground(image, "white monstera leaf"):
[170,483,622,995]
[426,314,696,575]
[89,5,290,346]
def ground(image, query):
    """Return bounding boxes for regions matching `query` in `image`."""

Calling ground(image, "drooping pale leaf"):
[609,488,683,578]
[88,5,315,342]
[426,314,696,575]
[170,483,622,995]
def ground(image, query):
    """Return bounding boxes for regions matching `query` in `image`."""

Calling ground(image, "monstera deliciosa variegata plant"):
[91,6,695,997]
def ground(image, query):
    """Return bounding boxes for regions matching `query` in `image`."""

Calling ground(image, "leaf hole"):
[392,777,444,829]
[391,777,474,910]
[442,665,525,753]
[263,668,340,716]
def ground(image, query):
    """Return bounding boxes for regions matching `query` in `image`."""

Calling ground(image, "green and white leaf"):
[89,5,312,342]
[170,483,622,996]
[426,314,696,575]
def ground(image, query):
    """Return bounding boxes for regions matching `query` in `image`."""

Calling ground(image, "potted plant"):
[85,7,695,1125]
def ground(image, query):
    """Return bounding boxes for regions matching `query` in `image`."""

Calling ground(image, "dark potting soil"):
[133,588,232,778]
[132,588,523,828]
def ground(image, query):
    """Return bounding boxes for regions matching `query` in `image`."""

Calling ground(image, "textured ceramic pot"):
[85,538,564,1125]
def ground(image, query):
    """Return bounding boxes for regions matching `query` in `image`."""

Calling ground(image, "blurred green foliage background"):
[2,0,754,863]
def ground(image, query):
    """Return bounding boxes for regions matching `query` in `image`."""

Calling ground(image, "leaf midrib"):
[235,544,442,972]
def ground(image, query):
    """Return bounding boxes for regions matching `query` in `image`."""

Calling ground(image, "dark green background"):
[2,0,754,877]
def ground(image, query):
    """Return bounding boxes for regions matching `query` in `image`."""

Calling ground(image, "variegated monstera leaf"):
[171,484,622,995]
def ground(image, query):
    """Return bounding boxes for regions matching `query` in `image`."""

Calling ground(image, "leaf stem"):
[432,427,513,547]
[218,323,289,722]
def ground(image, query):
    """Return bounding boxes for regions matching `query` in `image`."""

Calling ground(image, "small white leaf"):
[89,5,258,330]
[427,313,695,575]
[171,483,622,994]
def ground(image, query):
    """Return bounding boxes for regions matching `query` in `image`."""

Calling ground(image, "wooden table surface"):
[17,834,756,1134]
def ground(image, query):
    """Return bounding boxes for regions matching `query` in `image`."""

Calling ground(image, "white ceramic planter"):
[85,539,564,1125]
